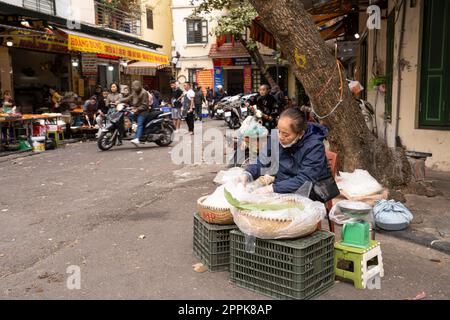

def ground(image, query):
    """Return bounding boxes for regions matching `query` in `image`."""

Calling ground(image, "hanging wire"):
[310,59,345,120]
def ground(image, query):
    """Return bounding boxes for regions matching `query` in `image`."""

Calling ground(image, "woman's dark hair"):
[109,82,119,92]
[280,107,307,134]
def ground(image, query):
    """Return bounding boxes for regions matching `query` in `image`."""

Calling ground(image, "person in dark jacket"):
[194,86,205,121]
[211,85,227,118]
[119,81,150,146]
[248,84,280,131]
[241,107,329,199]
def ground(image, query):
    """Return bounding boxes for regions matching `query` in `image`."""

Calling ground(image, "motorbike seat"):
[147,110,163,121]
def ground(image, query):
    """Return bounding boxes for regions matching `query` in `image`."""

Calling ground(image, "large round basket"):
[233,211,318,239]
[197,196,234,225]
[233,195,320,239]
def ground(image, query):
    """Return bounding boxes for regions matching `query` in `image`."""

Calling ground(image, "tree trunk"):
[240,38,277,88]
[248,0,412,187]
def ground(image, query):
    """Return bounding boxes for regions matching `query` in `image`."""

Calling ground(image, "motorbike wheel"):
[155,127,174,147]
[97,130,116,151]
[229,117,241,130]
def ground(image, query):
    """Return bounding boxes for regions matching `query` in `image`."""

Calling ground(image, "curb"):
[376,228,450,255]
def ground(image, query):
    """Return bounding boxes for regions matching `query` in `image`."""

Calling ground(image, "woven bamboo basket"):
[233,195,319,239]
[197,196,234,225]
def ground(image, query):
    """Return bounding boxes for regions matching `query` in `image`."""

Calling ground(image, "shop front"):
[0,26,73,113]
[62,28,169,98]
[0,19,168,153]
[123,61,173,98]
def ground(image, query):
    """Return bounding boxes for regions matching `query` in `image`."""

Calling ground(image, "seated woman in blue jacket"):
[242,107,330,200]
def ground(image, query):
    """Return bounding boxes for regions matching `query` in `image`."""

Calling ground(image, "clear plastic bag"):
[337,169,383,198]
[224,181,326,240]
[213,167,245,185]
[329,200,374,225]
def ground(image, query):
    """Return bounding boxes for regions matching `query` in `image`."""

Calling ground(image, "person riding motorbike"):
[247,84,281,132]
[119,81,150,146]
[211,85,227,118]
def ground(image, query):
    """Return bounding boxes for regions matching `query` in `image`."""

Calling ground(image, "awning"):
[60,28,169,65]
[124,61,159,76]
[209,43,250,59]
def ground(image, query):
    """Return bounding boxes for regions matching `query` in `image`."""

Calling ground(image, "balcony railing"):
[94,1,141,36]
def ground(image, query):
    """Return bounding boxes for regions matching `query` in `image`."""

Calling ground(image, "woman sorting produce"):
[238,107,331,201]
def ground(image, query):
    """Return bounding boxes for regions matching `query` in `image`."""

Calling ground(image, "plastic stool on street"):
[47,130,64,146]
[334,240,384,289]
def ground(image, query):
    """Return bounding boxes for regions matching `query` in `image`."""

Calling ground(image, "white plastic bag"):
[224,182,326,239]
[337,169,383,197]
[203,185,232,209]
[329,200,374,225]
[239,116,268,138]
[213,167,245,185]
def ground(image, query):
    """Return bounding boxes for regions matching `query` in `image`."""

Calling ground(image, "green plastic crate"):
[193,213,237,272]
[230,230,335,300]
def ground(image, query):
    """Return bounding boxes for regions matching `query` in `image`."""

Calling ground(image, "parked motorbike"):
[213,95,235,120]
[97,104,175,151]
[224,94,244,129]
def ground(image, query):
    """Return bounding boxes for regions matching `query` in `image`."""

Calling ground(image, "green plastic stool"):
[47,130,65,146]
[334,240,384,289]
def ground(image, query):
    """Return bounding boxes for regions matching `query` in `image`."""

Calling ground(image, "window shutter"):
[146,9,154,30]
[419,0,450,128]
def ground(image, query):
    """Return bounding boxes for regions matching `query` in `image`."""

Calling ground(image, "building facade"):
[0,0,168,111]
[359,0,450,171]
[171,0,217,88]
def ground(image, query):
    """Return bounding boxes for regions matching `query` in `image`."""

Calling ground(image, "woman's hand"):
[233,172,252,186]
[252,185,274,195]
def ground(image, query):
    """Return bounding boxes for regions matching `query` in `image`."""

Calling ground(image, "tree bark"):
[240,38,277,88]
[248,0,412,187]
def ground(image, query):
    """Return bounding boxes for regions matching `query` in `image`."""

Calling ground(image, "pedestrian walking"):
[194,85,204,121]
[170,80,183,132]
[183,82,196,135]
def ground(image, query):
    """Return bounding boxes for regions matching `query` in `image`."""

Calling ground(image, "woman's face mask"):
[280,135,301,148]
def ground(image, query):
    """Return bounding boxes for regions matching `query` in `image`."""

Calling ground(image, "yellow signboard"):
[67,34,168,65]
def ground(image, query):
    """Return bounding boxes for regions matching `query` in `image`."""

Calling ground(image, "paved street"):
[0,120,449,300]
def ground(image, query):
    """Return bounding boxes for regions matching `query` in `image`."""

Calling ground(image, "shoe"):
[131,138,141,146]
[116,140,123,146]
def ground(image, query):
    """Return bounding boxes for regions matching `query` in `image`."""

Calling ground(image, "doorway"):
[226,69,244,95]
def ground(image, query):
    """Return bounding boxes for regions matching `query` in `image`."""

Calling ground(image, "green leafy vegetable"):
[224,188,305,212]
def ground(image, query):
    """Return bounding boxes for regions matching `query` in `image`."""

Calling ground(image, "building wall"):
[0,0,96,24]
[141,0,173,58]
[68,0,96,25]
[365,0,450,171]
[171,0,218,81]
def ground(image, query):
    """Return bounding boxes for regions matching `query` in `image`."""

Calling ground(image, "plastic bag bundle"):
[373,200,413,231]
[238,116,268,138]
[213,167,245,185]
[224,182,326,239]
[337,169,383,198]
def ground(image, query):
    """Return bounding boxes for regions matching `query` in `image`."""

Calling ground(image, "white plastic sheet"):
[337,169,383,197]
